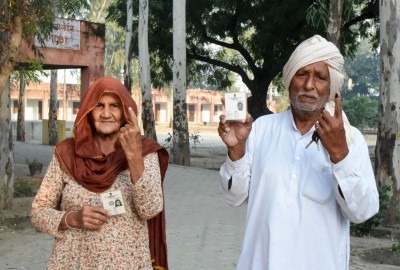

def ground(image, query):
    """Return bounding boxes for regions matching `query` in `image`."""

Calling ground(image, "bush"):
[343,96,378,130]
[189,131,202,156]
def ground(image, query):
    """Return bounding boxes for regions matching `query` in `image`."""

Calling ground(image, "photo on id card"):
[100,189,126,216]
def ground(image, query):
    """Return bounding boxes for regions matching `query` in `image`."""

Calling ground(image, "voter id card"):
[224,92,247,122]
[100,189,126,216]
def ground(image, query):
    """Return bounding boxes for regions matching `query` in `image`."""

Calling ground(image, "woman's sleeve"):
[31,155,67,238]
[132,152,163,220]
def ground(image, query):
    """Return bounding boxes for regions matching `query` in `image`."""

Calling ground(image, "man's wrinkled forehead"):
[295,61,329,73]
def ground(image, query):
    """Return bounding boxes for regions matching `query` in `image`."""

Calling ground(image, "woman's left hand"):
[119,107,144,183]
[119,107,143,159]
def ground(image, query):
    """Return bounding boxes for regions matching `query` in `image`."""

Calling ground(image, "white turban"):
[282,35,354,145]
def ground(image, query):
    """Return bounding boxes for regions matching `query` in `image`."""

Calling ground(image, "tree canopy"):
[343,96,378,130]
[107,0,378,117]
[342,39,380,99]
[1,0,89,49]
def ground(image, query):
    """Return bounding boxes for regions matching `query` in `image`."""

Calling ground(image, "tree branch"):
[343,0,378,29]
[202,35,258,73]
[187,49,252,86]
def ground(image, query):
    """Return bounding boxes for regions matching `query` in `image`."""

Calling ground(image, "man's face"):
[289,62,330,113]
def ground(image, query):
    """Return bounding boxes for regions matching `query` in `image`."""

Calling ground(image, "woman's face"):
[91,92,124,137]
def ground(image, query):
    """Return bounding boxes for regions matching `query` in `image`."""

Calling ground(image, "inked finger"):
[128,107,139,128]
[219,114,226,121]
[334,93,343,119]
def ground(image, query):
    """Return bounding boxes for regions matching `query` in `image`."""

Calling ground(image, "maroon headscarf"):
[55,77,169,270]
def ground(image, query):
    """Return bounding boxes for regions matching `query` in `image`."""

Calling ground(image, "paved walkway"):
[2,131,394,270]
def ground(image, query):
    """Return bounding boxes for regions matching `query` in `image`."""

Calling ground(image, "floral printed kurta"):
[31,152,163,270]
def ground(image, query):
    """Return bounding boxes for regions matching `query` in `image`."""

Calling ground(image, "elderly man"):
[218,35,379,270]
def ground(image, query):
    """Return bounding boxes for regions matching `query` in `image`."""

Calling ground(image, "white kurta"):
[219,110,379,270]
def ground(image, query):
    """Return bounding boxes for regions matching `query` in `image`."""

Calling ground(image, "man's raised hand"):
[218,113,253,161]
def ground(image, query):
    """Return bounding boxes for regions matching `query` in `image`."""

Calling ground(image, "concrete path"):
[2,131,396,270]
[0,164,246,270]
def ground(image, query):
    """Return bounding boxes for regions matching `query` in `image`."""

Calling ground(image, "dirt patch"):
[0,197,34,230]
[189,146,227,171]
[349,235,400,270]
[1,216,33,230]
[364,248,400,266]
[190,154,226,171]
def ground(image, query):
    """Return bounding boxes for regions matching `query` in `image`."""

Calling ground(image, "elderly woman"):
[218,35,379,270]
[31,77,169,270]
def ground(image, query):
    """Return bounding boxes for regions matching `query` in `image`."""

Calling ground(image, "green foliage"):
[22,0,88,43]
[10,59,48,87]
[107,0,379,115]
[393,243,400,257]
[306,0,329,28]
[351,185,391,236]
[343,96,378,130]
[162,131,203,157]
[1,0,89,70]
[14,181,36,197]
[0,186,12,198]
[107,0,322,90]
[84,0,127,80]
[306,0,379,57]
[275,88,290,113]
[342,39,380,99]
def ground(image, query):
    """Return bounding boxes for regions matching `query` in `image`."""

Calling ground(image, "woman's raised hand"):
[119,107,143,160]
[119,107,144,183]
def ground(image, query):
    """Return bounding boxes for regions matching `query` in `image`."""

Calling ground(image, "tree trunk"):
[63,69,67,120]
[376,0,400,226]
[17,71,25,141]
[0,80,14,210]
[172,0,190,165]
[247,79,273,120]
[139,0,157,141]
[124,0,133,92]
[326,0,344,47]
[0,13,23,210]
[49,70,58,145]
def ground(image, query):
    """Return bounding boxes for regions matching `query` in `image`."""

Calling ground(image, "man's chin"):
[292,104,322,113]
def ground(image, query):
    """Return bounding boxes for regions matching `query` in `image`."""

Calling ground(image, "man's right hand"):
[218,113,253,161]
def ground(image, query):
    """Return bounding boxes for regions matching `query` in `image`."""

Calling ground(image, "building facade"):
[10,82,225,127]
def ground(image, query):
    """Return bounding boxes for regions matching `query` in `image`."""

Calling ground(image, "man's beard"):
[289,92,327,113]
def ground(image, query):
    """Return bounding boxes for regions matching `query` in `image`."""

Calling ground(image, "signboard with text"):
[35,18,80,50]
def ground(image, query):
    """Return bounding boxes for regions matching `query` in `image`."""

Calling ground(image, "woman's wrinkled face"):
[289,61,330,113]
[91,92,124,136]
